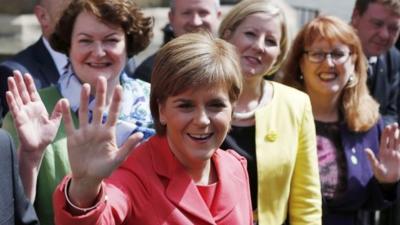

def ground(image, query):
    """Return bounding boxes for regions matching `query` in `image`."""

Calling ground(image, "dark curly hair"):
[50,0,153,58]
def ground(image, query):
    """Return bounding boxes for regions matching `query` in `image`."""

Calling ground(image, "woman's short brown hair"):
[281,15,379,132]
[150,32,242,135]
[50,0,153,58]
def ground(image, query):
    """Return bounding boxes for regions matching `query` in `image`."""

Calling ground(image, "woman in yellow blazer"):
[219,0,322,224]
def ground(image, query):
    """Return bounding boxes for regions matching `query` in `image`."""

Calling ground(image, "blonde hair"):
[218,0,289,76]
[282,15,379,132]
[150,32,242,135]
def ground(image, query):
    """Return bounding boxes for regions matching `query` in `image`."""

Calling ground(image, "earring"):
[160,119,166,126]
[348,74,355,83]
[299,74,304,80]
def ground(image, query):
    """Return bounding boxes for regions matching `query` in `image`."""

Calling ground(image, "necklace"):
[233,81,269,120]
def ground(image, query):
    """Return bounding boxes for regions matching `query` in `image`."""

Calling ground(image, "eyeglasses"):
[303,50,352,65]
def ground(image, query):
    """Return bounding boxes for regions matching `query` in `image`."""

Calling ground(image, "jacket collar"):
[149,135,244,224]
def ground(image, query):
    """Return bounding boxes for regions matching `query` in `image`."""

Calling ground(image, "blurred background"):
[0,0,356,64]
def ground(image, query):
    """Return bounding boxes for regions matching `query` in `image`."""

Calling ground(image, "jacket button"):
[265,131,277,142]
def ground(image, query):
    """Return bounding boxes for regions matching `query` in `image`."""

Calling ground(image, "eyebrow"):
[76,32,121,38]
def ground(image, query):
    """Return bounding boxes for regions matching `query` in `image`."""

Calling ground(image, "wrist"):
[69,176,103,208]
[18,149,43,170]
[65,177,107,215]
[18,146,45,167]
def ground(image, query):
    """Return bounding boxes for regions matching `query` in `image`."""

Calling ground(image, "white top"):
[42,37,68,76]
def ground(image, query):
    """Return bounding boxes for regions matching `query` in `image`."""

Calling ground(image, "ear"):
[222,29,232,40]
[350,9,361,27]
[158,101,167,125]
[168,10,174,24]
[34,5,49,27]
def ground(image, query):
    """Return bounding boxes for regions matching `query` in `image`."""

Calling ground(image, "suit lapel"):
[32,38,61,85]
[210,150,243,221]
[150,136,215,224]
[372,55,388,105]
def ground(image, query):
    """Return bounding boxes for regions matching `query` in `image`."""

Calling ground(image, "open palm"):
[62,77,142,185]
[365,123,400,184]
[6,71,62,158]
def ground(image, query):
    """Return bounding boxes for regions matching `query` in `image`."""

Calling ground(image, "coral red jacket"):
[53,135,253,225]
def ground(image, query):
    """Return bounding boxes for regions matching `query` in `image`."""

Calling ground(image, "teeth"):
[189,133,212,140]
[319,73,336,80]
[88,63,110,68]
[245,56,261,64]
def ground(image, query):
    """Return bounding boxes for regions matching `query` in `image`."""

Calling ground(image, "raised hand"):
[6,70,63,201]
[6,71,62,160]
[62,76,143,207]
[365,123,400,184]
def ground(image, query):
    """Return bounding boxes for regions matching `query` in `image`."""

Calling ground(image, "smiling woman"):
[282,15,400,225]
[51,32,253,225]
[2,1,155,225]
[219,1,322,224]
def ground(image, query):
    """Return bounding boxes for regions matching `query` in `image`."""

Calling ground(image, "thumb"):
[116,132,144,162]
[365,148,387,179]
[50,99,64,122]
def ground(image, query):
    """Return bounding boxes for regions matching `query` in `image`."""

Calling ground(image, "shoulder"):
[272,81,309,102]
[388,47,400,58]
[0,40,43,75]
[267,81,311,113]
[122,75,150,96]
[137,53,157,69]
[215,149,247,168]
[134,53,157,82]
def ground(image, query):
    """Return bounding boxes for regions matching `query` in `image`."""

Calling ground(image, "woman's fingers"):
[365,148,387,179]
[5,91,19,119]
[92,77,106,125]
[79,83,90,127]
[13,71,31,104]
[7,75,23,108]
[23,73,41,102]
[51,99,64,123]
[61,99,75,136]
[105,85,122,128]
[117,132,143,163]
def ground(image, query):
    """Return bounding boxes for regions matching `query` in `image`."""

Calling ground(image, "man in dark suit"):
[351,1,400,224]
[0,0,69,121]
[134,0,221,83]
[0,129,39,225]
[351,0,400,126]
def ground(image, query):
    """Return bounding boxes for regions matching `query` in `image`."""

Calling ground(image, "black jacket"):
[367,47,400,125]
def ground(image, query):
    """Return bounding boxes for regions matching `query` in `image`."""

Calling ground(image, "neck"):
[167,137,216,185]
[308,92,340,122]
[236,78,264,112]
[186,160,216,185]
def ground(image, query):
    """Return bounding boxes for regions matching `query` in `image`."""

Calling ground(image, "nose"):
[193,108,210,126]
[189,13,203,26]
[324,54,335,66]
[252,37,265,53]
[378,26,390,40]
[93,42,106,57]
